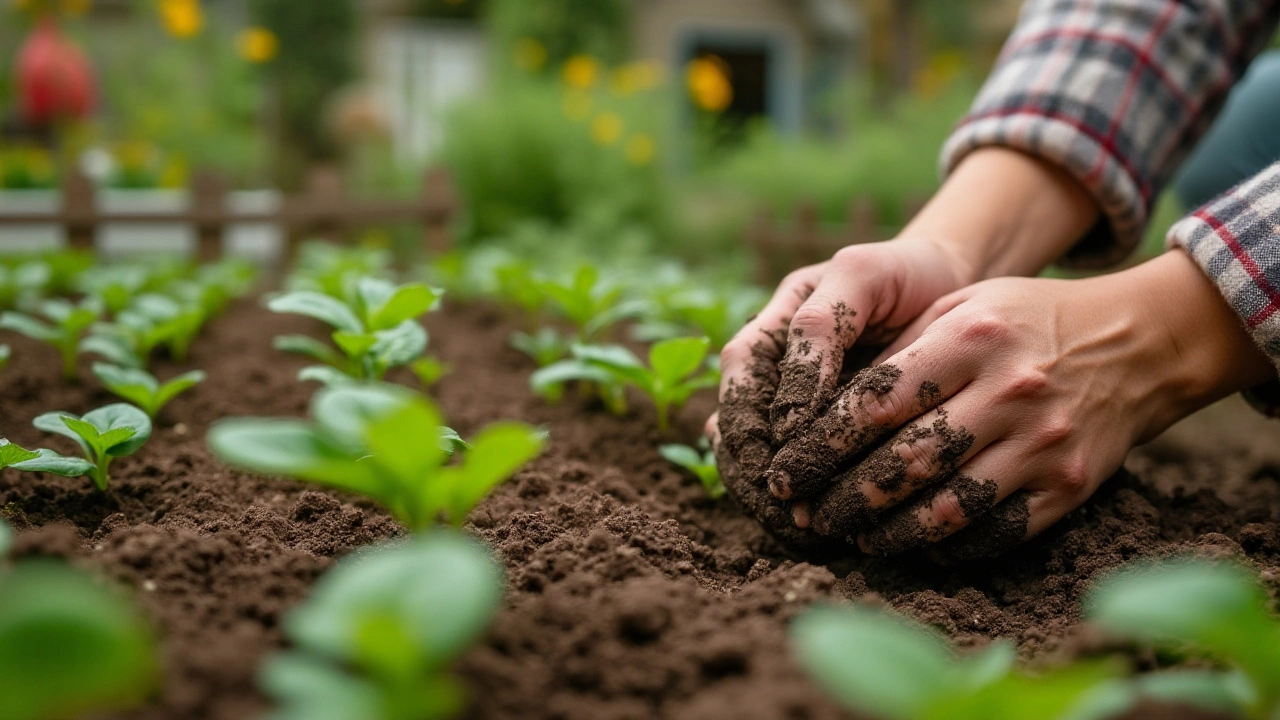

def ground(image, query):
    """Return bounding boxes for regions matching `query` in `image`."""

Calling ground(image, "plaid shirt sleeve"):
[940,0,1280,267]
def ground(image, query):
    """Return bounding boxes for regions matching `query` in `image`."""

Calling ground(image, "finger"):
[854,442,1022,556]
[719,266,825,484]
[766,329,981,501]
[770,252,881,443]
[713,433,832,552]
[871,288,971,366]
[704,412,721,448]
[930,491,1037,564]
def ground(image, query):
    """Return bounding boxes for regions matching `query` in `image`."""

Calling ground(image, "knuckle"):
[999,369,1050,402]
[897,438,939,484]
[958,312,1010,345]
[1057,456,1090,496]
[1034,413,1074,448]
[931,491,969,530]
[831,245,871,268]
[860,389,907,428]
[789,304,833,335]
[720,341,752,372]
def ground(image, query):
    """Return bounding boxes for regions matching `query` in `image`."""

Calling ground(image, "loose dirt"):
[2,298,1277,720]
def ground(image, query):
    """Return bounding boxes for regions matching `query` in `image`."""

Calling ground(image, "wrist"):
[901,148,1100,282]
[1117,250,1275,437]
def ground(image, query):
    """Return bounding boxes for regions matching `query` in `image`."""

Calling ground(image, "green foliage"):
[0,552,156,720]
[0,438,39,469]
[509,327,572,367]
[93,363,206,420]
[488,0,630,69]
[410,356,451,389]
[260,533,502,720]
[0,260,50,311]
[1086,558,1280,717]
[0,344,8,374]
[288,243,393,304]
[492,257,546,321]
[207,384,545,531]
[76,265,149,316]
[16,403,153,491]
[0,296,103,379]
[270,278,442,383]
[792,604,1120,720]
[538,264,643,340]
[532,337,718,430]
[634,284,765,351]
[659,441,724,499]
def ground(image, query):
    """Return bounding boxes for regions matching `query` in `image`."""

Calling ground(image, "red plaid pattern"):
[942,0,1280,407]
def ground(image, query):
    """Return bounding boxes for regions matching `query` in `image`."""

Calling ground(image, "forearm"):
[900,147,1099,283]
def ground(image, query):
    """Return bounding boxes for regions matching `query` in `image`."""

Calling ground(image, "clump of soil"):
[3,298,1280,719]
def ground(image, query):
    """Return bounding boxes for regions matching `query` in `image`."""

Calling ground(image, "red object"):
[16,16,95,126]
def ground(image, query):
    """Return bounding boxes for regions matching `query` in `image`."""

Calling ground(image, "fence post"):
[191,170,226,263]
[62,168,95,253]
[420,166,455,259]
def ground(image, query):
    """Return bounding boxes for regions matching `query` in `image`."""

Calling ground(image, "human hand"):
[770,250,1275,560]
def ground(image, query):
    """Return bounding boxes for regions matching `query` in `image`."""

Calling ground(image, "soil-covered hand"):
[769,250,1275,560]
[712,236,975,546]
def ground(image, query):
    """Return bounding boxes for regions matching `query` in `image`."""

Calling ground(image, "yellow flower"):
[589,113,623,146]
[562,91,592,122]
[610,62,662,96]
[686,57,733,112]
[160,0,203,38]
[513,37,547,71]
[237,27,278,63]
[624,135,655,166]
[561,55,599,90]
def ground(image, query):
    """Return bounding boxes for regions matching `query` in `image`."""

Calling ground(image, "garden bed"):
[3,295,1279,720]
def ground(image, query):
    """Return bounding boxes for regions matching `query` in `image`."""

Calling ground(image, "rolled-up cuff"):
[1166,163,1280,416]
[941,113,1148,269]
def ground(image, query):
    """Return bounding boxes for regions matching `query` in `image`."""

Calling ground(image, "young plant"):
[1084,557,1280,718]
[410,356,451,389]
[492,258,545,324]
[509,327,572,367]
[0,530,157,720]
[659,440,725,499]
[0,260,50,311]
[538,264,643,340]
[259,533,502,720]
[531,337,719,431]
[287,242,392,302]
[92,363,206,419]
[14,404,153,491]
[0,439,39,469]
[792,604,1121,720]
[208,384,544,531]
[80,293,189,369]
[270,278,442,382]
[0,296,103,379]
[75,265,149,316]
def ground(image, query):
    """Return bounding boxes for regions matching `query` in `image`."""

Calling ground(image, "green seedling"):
[208,384,544,531]
[634,285,766,350]
[92,363,206,419]
[75,265,149,316]
[538,264,644,340]
[36,249,95,295]
[0,439,40,469]
[287,242,392,303]
[0,260,50,311]
[531,337,719,431]
[271,278,442,382]
[492,258,545,323]
[81,293,191,369]
[659,440,724,499]
[0,296,103,379]
[410,356,451,389]
[509,327,572,367]
[14,403,153,491]
[260,533,502,720]
[0,535,157,720]
[792,604,1123,720]
[1085,557,1280,718]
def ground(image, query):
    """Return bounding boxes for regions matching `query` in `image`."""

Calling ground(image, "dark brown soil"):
[3,297,1280,720]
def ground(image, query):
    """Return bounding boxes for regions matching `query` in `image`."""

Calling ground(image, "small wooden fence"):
[0,166,458,266]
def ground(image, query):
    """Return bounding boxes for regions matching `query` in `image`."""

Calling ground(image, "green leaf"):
[366,281,441,330]
[155,370,206,410]
[370,320,428,370]
[332,331,378,360]
[12,449,97,478]
[572,343,643,370]
[82,404,151,457]
[0,560,156,720]
[363,398,448,504]
[285,533,503,666]
[529,359,617,397]
[0,312,55,342]
[658,444,703,470]
[1065,670,1256,720]
[792,605,953,720]
[411,356,451,388]
[79,334,143,369]
[956,641,1017,692]
[312,384,417,454]
[439,423,545,524]
[934,661,1120,720]
[268,292,364,333]
[649,336,711,386]
[0,344,10,371]
[207,419,380,495]
[0,439,40,468]
[298,366,359,387]
[33,411,89,451]
[258,653,384,720]
[0,519,10,557]
[438,427,467,455]
[274,335,346,368]
[582,298,647,339]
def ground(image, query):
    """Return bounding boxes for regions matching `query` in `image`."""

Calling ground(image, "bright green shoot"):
[531,337,719,431]
[14,404,153,491]
[539,264,643,340]
[81,293,191,370]
[410,356,451,389]
[509,327,572,367]
[92,363,206,419]
[1085,557,1280,718]
[493,258,545,323]
[0,296,103,379]
[207,384,545,531]
[0,260,50,311]
[270,278,442,382]
[260,533,502,720]
[0,439,40,469]
[659,441,724,499]
[792,604,1123,720]
[75,265,148,316]
[0,542,157,720]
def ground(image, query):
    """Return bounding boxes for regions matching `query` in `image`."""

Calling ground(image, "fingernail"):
[792,502,811,528]
[766,470,792,500]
